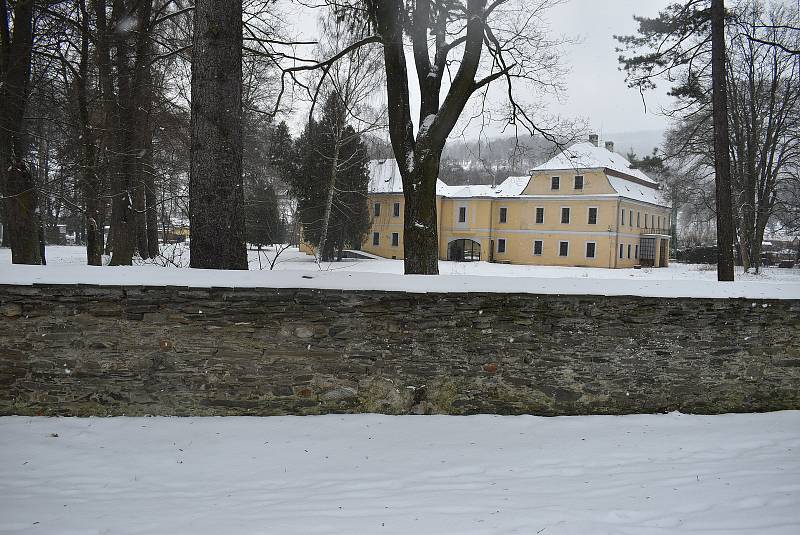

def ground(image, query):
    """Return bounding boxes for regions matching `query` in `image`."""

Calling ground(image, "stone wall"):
[1,284,798,416]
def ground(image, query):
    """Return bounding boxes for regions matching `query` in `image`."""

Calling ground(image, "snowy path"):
[1,412,799,534]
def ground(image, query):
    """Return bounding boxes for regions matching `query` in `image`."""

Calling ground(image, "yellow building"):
[362,135,671,268]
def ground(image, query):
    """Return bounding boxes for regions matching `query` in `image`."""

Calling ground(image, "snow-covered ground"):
[1,412,798,534]
[1,245,799,299]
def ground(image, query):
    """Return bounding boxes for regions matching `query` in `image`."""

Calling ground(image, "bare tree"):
[282,0,569,274]
[0,0,41,264]
[312,16,384,262]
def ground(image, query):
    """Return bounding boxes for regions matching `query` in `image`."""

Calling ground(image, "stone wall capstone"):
[1,284,798,416]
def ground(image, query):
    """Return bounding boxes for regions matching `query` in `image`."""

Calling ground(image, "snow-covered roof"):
[440,175,531,199]
[367,158,451,195]
[368,156,668,207]
[368,159,530,198]
[607,176,668,207]
[532,142,656,185]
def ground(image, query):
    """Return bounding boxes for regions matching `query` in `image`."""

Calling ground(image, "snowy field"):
[1,245,799,299]
[3,244,800,282]
[1,412,799,535]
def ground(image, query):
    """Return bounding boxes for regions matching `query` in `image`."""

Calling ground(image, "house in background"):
[356,134,672,268]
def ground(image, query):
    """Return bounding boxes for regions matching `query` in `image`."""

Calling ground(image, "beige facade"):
[327,139,671,268]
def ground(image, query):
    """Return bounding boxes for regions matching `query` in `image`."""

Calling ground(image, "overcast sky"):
[280,0,676,139]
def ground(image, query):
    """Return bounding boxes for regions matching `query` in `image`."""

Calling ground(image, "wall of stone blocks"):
[1,283,798,416]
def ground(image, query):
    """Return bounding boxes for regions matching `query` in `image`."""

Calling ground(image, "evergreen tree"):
[245,183,281,248]
[289,93,369,261]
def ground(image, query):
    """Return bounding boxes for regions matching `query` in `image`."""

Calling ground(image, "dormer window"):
[574,175,584,190]
[551,176,560,190]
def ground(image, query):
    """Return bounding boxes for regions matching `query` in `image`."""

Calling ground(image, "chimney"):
[605,141,615,153]
[588,133,599,147]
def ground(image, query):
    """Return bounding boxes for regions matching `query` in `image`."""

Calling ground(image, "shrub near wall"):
[0,284,799,416]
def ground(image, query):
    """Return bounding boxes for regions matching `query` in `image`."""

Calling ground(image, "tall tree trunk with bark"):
[0,0,41,264]
[711,0,735,281]
[108,0,136,266]
[77,0,103,265]
[189,0,248,269]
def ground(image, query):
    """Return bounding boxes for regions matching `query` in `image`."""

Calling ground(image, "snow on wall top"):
[1,265,798,300]
[532,142,657,185]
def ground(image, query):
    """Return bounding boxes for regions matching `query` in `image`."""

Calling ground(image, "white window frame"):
[627,243,632,259]
[620,208,626,226]
[587,206,598,225]
[560,206,571,225]
[457,205,467,224]
[391,232,399,247]
[585,241,597,259]
[533,239,543,256]
[393,202,401,217]
[574,175,584,190]
[629,209,634,227]
[535,206,545,224]
[558,240,570,257]
[551,176,560,190]
[499,206,508,224]
[637,211,641,227]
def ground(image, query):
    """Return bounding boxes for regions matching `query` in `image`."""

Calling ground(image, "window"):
[657,215,661,229]
[629,209,634,227]
[561,207,570,224]
[574,175,584,190]
[372,232,380,246]
[497,239,506,253]
[620,208,626,226]
[499,207,508,223]
[551,176,560,190]
[588,207,598,225]
[458,206,467,223]
[391,232,399,247]
[535,207,544,224]
[635,244,639,259]
[533,240,543,256]
[619,244,624,258]
[585,242,596,258]
[627,244,632,259]
[393,202,401,217]
[373,203,381,217]
[637,211,641,227]
[645,213,649,227]
[559,241,569,257]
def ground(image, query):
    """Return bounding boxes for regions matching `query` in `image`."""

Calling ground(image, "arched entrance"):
[448,239,482,262]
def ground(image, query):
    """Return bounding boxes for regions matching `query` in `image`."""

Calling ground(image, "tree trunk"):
[189,0,248,269]
[77,0,103,266]
[317,135,341,262]
[711,0,735,281]
[132,0,155,259]
[0,0,40,264]
[403,156,440,274]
